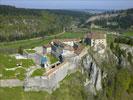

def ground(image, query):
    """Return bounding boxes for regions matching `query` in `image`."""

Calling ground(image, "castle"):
[0,32,107,93]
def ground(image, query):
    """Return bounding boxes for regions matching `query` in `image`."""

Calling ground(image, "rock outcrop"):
[83,54,102,95]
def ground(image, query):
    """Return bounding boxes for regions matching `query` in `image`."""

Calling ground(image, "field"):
[58,32,86,39]
[0,71,88,100]
[123,31,133,37]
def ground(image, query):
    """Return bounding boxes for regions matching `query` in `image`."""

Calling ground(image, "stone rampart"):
[0,79,23,87]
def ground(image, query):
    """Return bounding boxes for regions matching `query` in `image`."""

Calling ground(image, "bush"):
[115,69,131,99]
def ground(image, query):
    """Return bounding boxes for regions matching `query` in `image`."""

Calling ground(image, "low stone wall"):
[0,79,23,87]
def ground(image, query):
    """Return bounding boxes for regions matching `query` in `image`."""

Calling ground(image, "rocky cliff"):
[82,54,102,95]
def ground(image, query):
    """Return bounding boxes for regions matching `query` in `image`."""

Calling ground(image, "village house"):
[85,32,107,53]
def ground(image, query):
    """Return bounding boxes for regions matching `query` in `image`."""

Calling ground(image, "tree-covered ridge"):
[93,14,133,30]
[0,5,90,42]
[0,5,41,16]
[83,8,133,30]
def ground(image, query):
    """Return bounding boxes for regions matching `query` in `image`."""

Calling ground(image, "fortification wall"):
[0,79,23,87]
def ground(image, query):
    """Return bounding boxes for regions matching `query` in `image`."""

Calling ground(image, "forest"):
[0,5,90,42]
[93,9,133,30]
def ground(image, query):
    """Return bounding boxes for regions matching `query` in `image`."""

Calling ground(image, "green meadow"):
[58,32,86,39]
[123,31,133,37]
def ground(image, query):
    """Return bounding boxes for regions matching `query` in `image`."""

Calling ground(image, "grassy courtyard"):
[47,54,58,64]
[0,53,35,80]
[31,68,45,77]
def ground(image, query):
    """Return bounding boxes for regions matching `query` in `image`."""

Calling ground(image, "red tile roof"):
[86,33,106,39]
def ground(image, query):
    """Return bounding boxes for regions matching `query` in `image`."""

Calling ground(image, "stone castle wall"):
[0,79,23,87]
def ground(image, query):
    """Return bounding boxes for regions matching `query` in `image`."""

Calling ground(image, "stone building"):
[85,32,107,53]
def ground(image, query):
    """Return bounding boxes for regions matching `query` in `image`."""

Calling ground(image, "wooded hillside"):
[0,5,90,42]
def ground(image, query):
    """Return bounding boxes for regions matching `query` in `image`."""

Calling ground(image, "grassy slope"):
[0,71,88,100]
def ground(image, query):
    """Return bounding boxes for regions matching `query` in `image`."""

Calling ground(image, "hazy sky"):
[0,0,133,10]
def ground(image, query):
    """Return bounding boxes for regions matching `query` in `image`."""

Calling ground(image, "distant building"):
[85,32,107,53]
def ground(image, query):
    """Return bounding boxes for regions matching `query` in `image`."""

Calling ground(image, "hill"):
[0,5,90,42]
[83,8,133,31]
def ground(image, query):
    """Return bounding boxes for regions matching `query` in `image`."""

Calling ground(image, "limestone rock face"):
[83,54,102,94]
[83,54,93,70]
